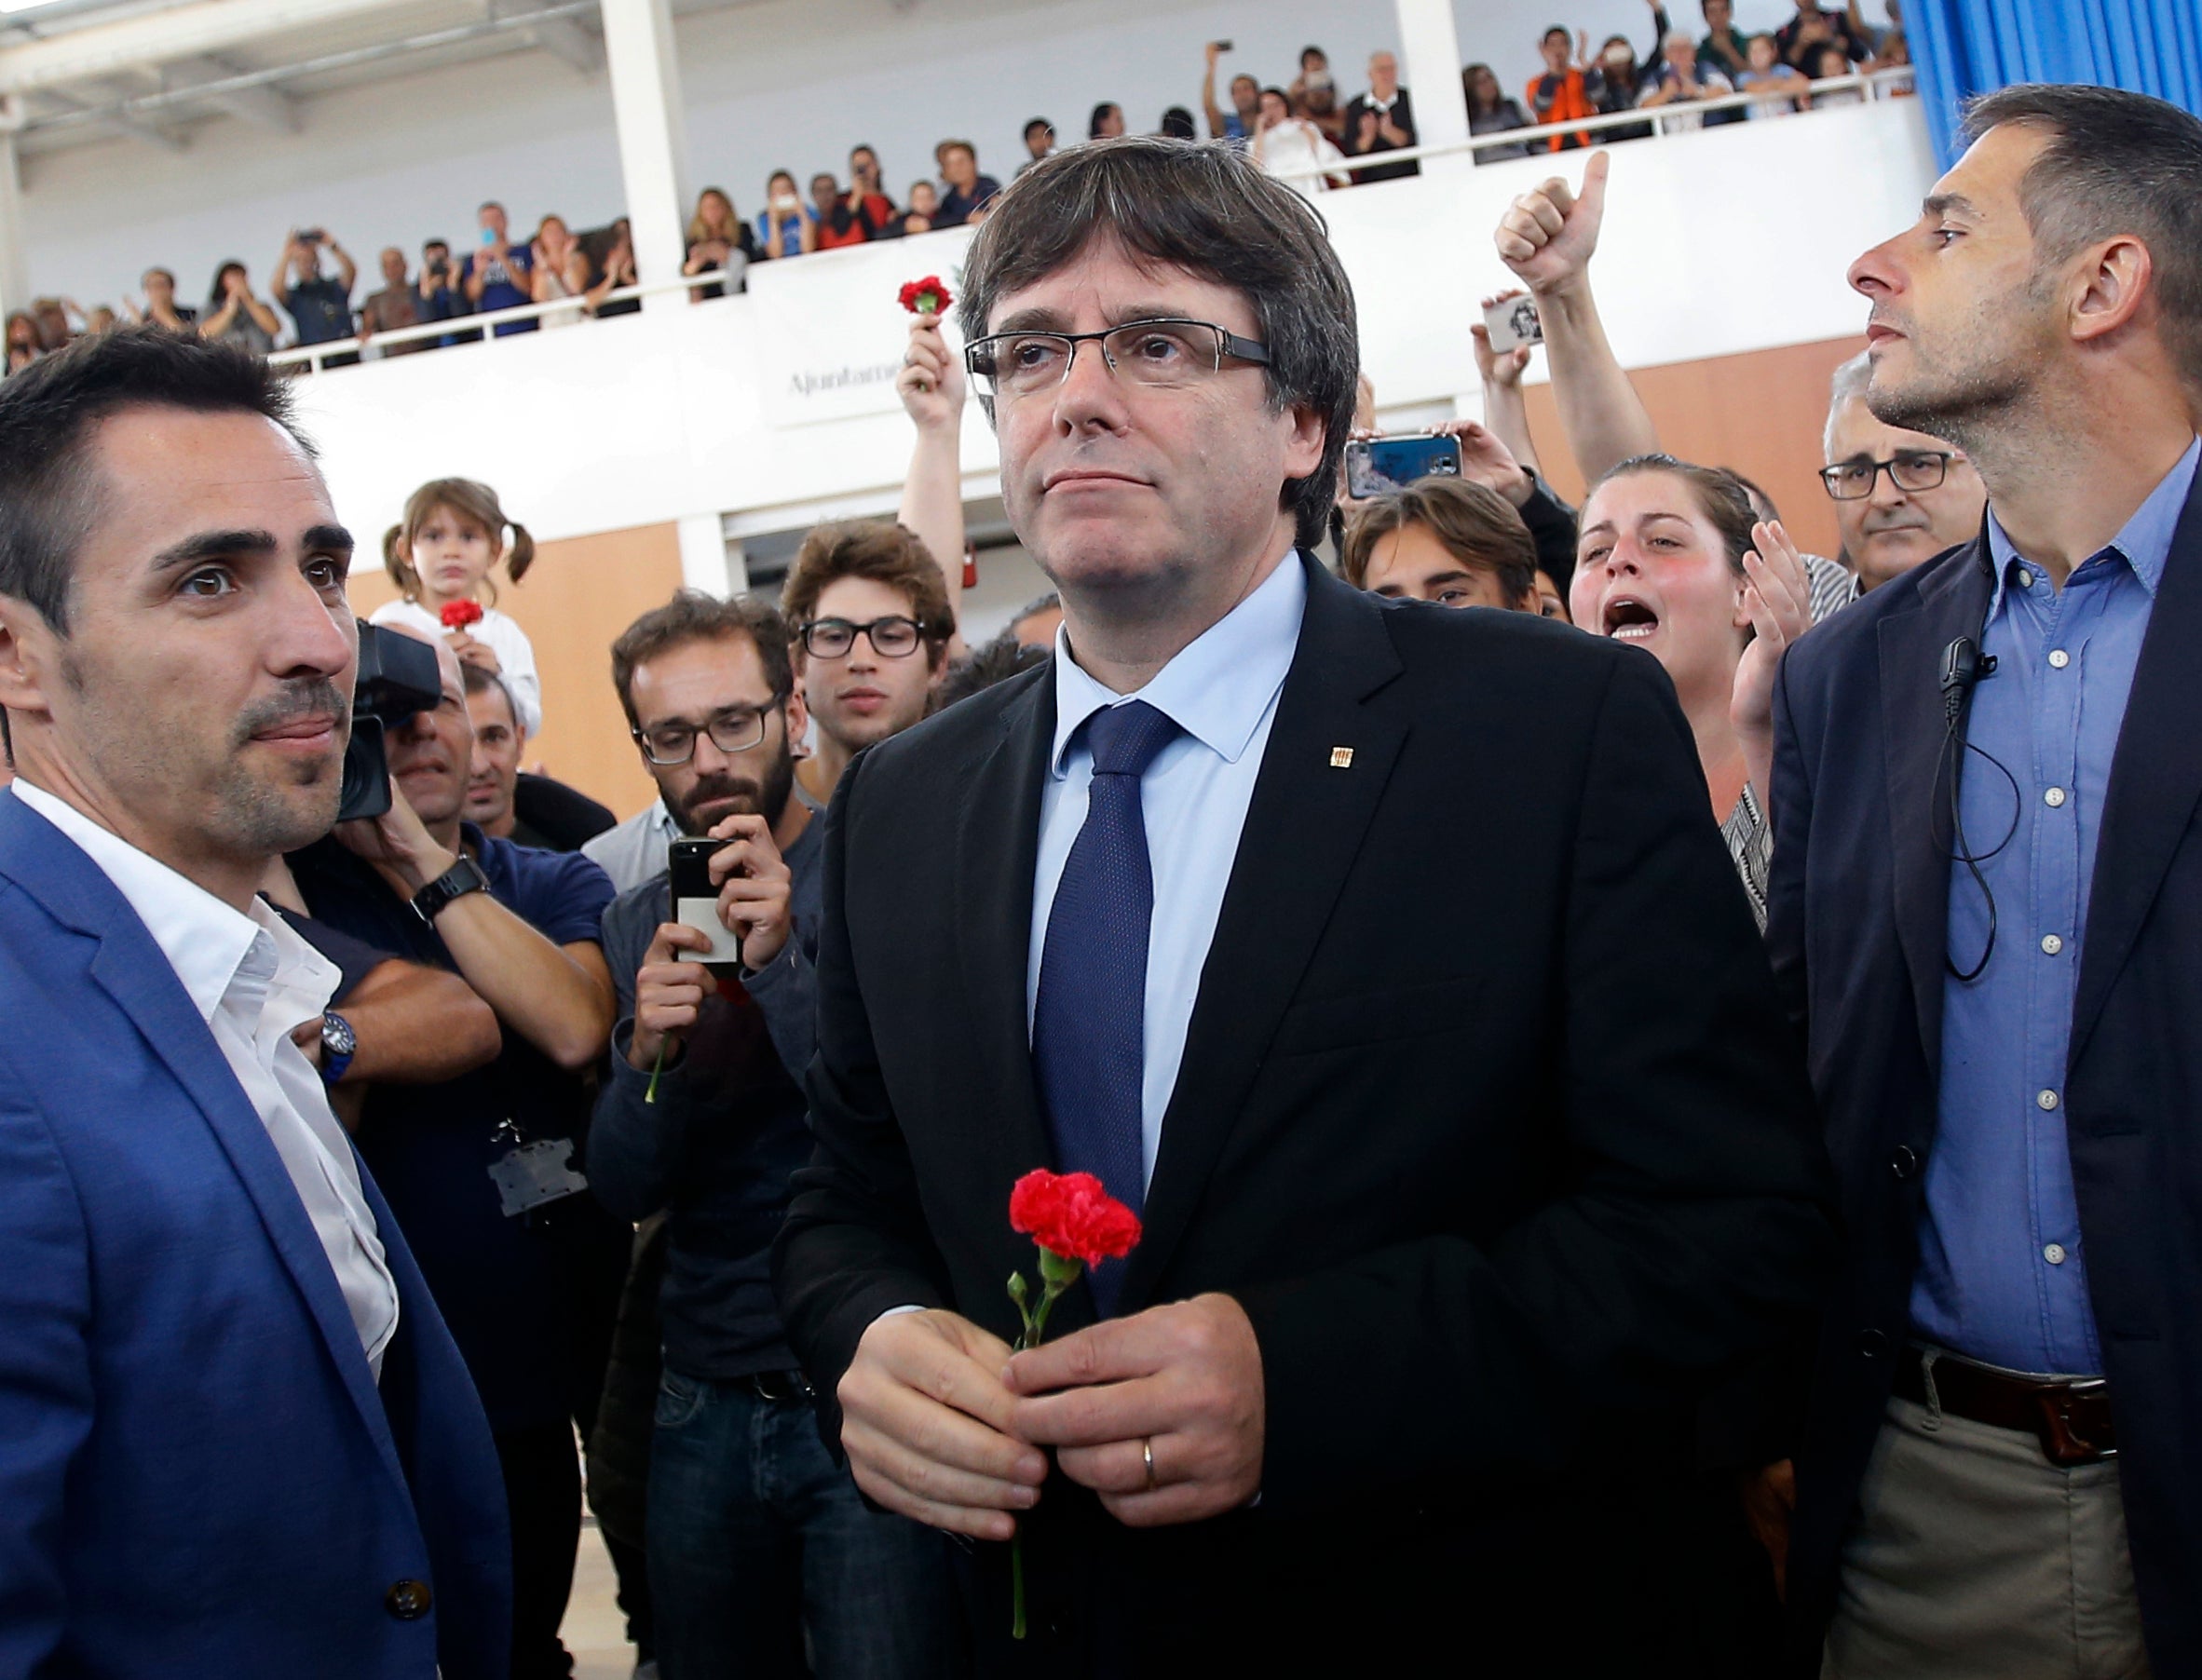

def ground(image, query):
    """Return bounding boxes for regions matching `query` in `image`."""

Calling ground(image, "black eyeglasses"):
[963,318,1271,400]
[632,693,787,765]
[1819,451,1957,500]
[795,616,926,659]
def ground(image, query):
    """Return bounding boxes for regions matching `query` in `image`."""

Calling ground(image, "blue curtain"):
[1908,0,2202,164]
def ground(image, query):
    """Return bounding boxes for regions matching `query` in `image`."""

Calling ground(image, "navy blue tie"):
[1032,700,1181,1312]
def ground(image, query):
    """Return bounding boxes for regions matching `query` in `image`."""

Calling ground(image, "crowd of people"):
[6,38,2195,1680]
[5,2,1911,372]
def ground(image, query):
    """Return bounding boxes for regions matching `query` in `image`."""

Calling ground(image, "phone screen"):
[668,839,745,970]
[1345,435,1464,498]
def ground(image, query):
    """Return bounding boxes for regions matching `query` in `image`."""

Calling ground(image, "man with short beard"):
[1767,86,2202,1677]
[0,327,510,1677]
[1819,351,1986,592]
[588,590,953,1678]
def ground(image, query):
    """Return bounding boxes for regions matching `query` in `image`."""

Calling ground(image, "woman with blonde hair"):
[370,478,545,735]
[683,185,759,299]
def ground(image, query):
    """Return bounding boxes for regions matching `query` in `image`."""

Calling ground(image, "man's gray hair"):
[1825,350,1874,456]
[956,137,1360,553]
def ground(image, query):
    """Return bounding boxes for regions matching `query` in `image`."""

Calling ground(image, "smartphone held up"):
[1343,433,1464,500]
[668,837,745,974]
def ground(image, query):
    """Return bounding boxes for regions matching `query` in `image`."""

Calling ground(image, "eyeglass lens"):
[640,706,772,764]
[803,617,922,657]
[970,321,1226,398]
[1823,453,1950,498]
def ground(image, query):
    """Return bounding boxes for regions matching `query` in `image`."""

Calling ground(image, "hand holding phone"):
[1342,433,1466,499]
[626,921,720,1072]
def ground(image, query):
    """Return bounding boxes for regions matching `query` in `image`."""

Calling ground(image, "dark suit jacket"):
[1767,475,2202,1675]
[774,555,1831,1674]
[0,790,510,1679]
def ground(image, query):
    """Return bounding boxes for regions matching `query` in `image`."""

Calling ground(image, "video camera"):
[337,620,443,823]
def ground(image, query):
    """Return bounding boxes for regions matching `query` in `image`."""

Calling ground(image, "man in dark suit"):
[0,327,510,1675]
[772,138,1831,1672]
[1766,86,2202,1678]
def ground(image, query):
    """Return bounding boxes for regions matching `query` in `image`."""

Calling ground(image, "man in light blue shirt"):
[1769,83,2202,1678]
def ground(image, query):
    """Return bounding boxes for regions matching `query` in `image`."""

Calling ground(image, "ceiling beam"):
[530,14,602,74]
[163,51,301,130]
[0,0,399,96]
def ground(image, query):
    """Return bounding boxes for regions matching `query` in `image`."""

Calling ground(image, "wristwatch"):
[320,1010,357,1086]
[411,854,490,925]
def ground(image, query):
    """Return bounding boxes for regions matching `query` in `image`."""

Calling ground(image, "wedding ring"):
[1142,1436,1157,1490]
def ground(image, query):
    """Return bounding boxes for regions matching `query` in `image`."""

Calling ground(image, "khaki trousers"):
[1822,1391,2151,1680]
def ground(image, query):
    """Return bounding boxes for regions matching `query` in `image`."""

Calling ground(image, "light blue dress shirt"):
[1026,552,1306,1193]
[1911,437,2201,1375]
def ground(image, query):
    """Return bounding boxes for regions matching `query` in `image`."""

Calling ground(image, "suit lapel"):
[1119,562,1407,1307]
[0,794,406,1484]
[2071,478,2202,1064]
[1876,542,1994,1083]
[951,672,1061,1203]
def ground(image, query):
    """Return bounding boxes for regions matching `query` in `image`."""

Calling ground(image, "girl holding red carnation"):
[371,477,546,736]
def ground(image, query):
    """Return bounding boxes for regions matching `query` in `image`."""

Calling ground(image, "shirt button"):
[2048,649,2070,669]
[2016,568,2033,589]
[2038,1089,2060,1111]
[2045,787,2068,807]
[2044,1243,2068,1265]
[2041,934,2064,955]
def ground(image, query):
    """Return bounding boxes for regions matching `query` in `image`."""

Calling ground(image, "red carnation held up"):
[440,599,484,630]
[1009,1169,1142,1267]
[897,275,953,316]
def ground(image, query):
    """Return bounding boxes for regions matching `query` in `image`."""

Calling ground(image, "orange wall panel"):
[348,522,683,820]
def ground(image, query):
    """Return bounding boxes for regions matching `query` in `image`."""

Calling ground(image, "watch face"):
[322,1011,358,1058]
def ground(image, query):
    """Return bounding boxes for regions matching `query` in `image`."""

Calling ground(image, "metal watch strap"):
[411,854,489,924]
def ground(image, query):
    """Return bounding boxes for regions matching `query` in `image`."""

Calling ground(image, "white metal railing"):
[267,64,1913,373]
[1272,64,1917,180]
[266,264,739,372]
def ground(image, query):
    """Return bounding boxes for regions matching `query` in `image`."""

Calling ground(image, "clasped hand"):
[837,1293,1264,1541]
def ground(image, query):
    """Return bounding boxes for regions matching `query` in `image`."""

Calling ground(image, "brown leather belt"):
[1895,1346,2116,1466]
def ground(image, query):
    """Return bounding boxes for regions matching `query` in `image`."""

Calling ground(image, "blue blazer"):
[1767,472,2202,1676]
[0,790,510,1679]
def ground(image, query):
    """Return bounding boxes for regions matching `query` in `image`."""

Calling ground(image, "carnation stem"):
[1011,1533,1027,1640]
[644,1041,666,1104]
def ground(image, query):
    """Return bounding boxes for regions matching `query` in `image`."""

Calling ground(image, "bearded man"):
[587,589,955,1680]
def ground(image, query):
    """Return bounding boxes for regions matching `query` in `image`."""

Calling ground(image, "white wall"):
[19,0,1891,307]
[279,98,1936,560]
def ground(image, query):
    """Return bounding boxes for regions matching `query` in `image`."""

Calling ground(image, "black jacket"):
[1767,474,2202,1676]
[774,555,1832,1674]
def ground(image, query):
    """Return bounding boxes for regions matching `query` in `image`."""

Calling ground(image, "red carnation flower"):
[897,275,953,316]
[1009,1169,1142,1267]
[440,599,484,630]
[1004,1168,1143,1640]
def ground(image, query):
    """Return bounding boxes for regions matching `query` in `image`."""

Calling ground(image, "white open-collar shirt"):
[14,779,401,1380]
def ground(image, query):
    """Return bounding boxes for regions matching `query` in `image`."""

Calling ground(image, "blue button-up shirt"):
[1910,438,2201,1375]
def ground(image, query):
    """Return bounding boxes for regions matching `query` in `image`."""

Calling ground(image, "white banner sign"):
[748,224,976,427]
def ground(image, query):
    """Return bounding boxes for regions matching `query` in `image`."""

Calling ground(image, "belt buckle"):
[751,1370,812,1404]
[2033,1377,2115,1466]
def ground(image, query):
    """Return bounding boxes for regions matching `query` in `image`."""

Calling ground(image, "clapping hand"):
[1730,519,1814,794]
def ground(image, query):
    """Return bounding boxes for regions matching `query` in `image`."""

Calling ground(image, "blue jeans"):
[646,1370,958,1680]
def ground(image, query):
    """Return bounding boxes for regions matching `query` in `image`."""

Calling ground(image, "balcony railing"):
[267,66,1913,375]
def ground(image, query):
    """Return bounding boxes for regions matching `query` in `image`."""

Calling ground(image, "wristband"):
[411,855,489,925]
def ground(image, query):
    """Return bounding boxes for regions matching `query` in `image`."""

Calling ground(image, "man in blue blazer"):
[0,328,510,1677]
[1767,88,2202,1677]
